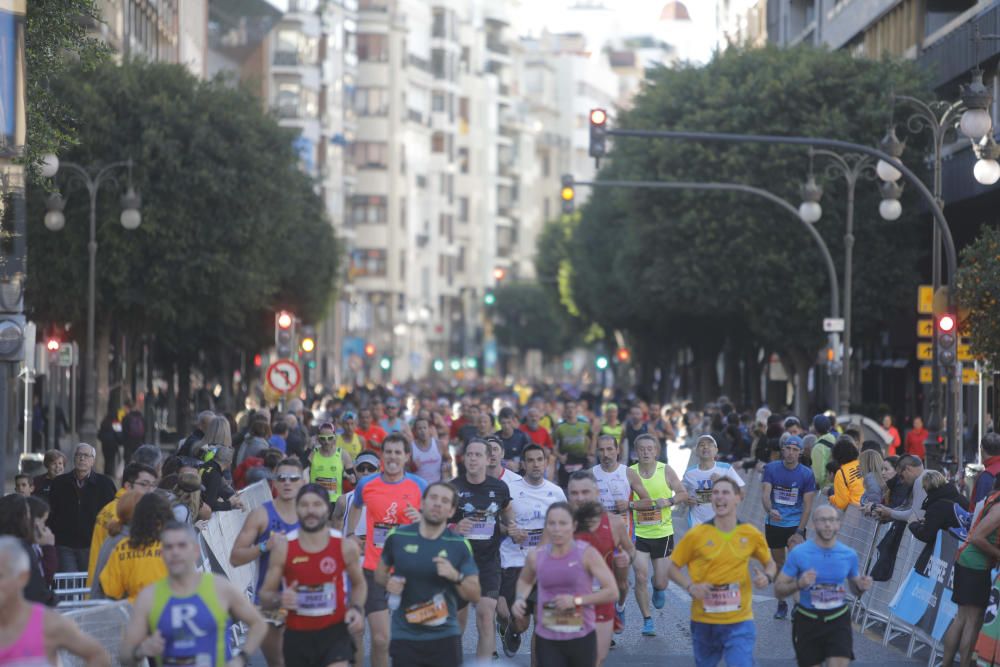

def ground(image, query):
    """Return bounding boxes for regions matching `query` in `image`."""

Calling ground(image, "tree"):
[492,282,579,360]
[956,226,1000,370]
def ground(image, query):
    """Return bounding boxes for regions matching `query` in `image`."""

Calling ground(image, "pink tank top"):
[0,603,51,667]
[535,540,596,641]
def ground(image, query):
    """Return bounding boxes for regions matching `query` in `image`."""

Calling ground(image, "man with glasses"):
[231,458,304,667]
[87,462,158,586]
[307,422,355,505]
[48,443,117,572]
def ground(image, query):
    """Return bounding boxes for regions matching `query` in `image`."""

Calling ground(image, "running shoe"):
[610,639,618,650]
[774,600,789,620]
[613,605,625,634]
[652,587,666,609]
[501,622,522,657]
[642,617,656,636]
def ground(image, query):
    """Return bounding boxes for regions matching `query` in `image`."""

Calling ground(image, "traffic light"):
[936,313,957,367]
[484,289,496,306]
[615,347,631,363]
[364,342,376,358]
[299,324,317,369]
[589,108,607,159]
[433,359,445,372]
[595,355,609,370]
[46,338,60,352]
[379,356,392,371]
[275,310,295,358]
[561,174,575,215]
[493,267,506,282]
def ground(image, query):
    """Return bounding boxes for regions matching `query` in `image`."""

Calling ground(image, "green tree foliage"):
[557,45,929,401]
[492,282,579,359]
[957,226,1000,369]
[25,60,339,367]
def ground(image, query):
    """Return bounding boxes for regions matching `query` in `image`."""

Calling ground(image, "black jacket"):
[908,482,969,573]
[201,461,236,511]
[47,471,117,549]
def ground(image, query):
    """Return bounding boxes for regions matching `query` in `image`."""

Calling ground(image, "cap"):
[783,435,804,449]
[812,414,832,432]
[355,452,381,469]
[342,411,357,421]
[386,397,400,407]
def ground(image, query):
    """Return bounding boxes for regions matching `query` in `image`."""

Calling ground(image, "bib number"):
[526,528,544,547]
[296,583,336,616]
[373,522,395,549]
[635,507,661,526]
[541,603,583,633]
[695,488,713,504]
[315,476,338,494]
[466,511,495,541]
[404,593,449,626]
[773,486,799,506]
[810,583,847,610]
[703,583,741,614]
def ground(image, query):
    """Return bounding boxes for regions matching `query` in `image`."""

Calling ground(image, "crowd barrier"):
[58,601,132,667]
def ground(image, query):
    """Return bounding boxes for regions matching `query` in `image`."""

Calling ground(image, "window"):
[431,49,446,79]
[458,97,469,124]
[357,33,389,62]
[350,142,389,169]
[458,147,469,173]
[275,29,301,65]
[431,132,446,153]
[458,197,469,222]
[276,82,301,118]
[400,197,406,230]
[350,249,387,277]
[432,8,447,38]
[354,87,389,115]
[439,214,453,243]
[358,0,388,9]
[457,245,465,271]
[432,92,446,112]
[350,195,388,225]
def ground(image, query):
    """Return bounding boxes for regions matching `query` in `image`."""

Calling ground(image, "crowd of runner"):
[2,390,1000,667]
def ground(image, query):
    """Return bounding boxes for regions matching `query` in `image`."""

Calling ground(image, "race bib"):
[373,522,396,549]
[773,486,799,506]
[465,510,495,541]
[696,487,713,504]
[541,602,583,633]
[404,593,449,626]
[526,528,544,547]
[295,583,336,616]
[703,583,741,614]
[635,507,661,526]
[315,476,338,493]
[810,583,847,610]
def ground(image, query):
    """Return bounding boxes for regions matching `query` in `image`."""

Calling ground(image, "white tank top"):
[411,439,443,483]
[592,463,631,513]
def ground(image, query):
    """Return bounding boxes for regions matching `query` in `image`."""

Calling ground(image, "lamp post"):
[42,156,141,448]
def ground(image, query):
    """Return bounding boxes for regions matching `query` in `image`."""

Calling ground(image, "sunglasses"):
[356,465,378,474]
[317,434,336,441]
[276,474,302,482]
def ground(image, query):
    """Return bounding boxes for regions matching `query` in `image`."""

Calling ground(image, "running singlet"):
[670,521,771,625]
[762,461,817,527]
[255,501,300,603]
[781,540,858,611]
[575,513,616,622]
[310,448,345,502]
[592,464,631,515]
[683,462,745,527]
[0,603,51,667]
[535,541,596,641]
[631,462,674,539]
[499,477,565,569]
[411,440,443,483]
[336,433,363,460]
[342,491,367,538]
[353,473,427,570]
[283,529,348,631]
[150,573,232,666]
[450,476,512,562]
[553,422,590,466]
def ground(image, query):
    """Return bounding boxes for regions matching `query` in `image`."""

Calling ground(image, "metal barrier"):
[54,571,91,604]
[58,600,132,667]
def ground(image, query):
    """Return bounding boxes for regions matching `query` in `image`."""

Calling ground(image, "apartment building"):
[94,0,208,77]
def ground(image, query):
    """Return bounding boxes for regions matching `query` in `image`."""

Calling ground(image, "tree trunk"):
[95,315,112,421]
[722,338,742,402]
[692,338,722,406]
[177,358,191,437]
[218,349,233,413]
[784,347,813,419]
[746,345,763,409]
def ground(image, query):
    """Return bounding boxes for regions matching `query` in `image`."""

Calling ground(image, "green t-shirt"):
[381,523,478,641]
[553,422,591,460]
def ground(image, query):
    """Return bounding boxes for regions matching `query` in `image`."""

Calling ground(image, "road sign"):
[265,359,301,395]
[917,342,933,361]
[958,343,973,362]
[917,318,933,338]
[920,365,979,385]
[823,318,845,333]
[57,345,74,367]
[917,284,933,314]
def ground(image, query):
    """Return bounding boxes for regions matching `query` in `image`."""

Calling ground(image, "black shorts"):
[535,630,597,667]
[389,636,462,667]
[458,553,500,609]
[791,606,853,667]
[500,567,538,610]
[952,563,992,607]
[364,568,388,614]
[283,624,354,667]
[765,524,799,550]
[635,534,674,559]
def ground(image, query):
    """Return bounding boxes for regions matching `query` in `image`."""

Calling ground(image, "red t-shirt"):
[357,424,388,452]
[283,529,347,631]
[520,423,553,449]
[905,428,928,459]
[449,416,468,441]
[353,473,427,570]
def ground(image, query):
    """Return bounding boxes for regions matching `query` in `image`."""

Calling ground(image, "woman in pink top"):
[0,537,109,667]
[511,502,617,667]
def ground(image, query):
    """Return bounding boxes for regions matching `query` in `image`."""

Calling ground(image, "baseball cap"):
[386,397,400,407]
[783,435,804,449]
[812,414,832,432]
[355,452,380,470]
[342,411,357,421]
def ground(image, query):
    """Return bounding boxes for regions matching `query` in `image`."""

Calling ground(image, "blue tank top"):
[254,501,299,602]
[150,573,232,666]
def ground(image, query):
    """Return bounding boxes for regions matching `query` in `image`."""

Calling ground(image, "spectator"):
[860,439,884,455]
[830,437,864,510]
[89,490,140,599]
[87,462,157,585]
[859,449,887,506]
[97,406,122,475]
[971,432,1000,505]
[844,425,865,449]
[237,418,271,466]
[192,415,232,461]
[99,493,172,603]
[177,410,214,458]
[268,420,289,453]
[875,455,926,523]
[120,400,146,464]
[752,415,784,467]
[47,443,116,572]
[201,446,242,512]
[129,444,163,477]
[810,414,837,488]
[908,471,968,572]
[905,416,928,460]
[32,450,66,501]
[283,413,307,460]
[171,472,209,524]
[881,455,909,508]
[25,496,57,591]
[882,414,901,456]
[14,474,31,497]
[0,494,55,606]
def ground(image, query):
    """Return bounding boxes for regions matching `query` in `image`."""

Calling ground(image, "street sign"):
[265,359,301,395]
[823,318,845,333]
[917,318,933,338]
[57,345,74,367]
[919,365,979,385]
[958,343,973,362]
[917,284,934,314]
[917,342,933,361]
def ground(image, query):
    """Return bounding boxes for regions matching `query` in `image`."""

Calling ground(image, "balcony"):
[358,0,389,11]
[274,50,301,66]
[486,39,509,55]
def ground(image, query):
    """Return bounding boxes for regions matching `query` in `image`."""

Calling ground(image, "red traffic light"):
[938,314,956,333]
[364,343,376,357]
[46,338,60,352]
[277,311,293,329]
[590,108,607,126]
[616,347,630,362]
[253,354,262,367]
[493,267,506,281]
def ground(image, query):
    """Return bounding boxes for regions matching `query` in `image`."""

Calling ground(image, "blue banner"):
[0,9,19,151]
[889,531,959,641]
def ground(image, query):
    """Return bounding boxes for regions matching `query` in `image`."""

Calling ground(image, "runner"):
[623,405,650,466]
[259,484,366,667]
[411,416,452,483]
[511,502,617,667]
[567,470,637,666]
[591,434,650,633]
[498,444,566,656]
[486,436,523,485]
[761,435,816,620]
[307,422,355,504]
[669,477,775,667]
[553,402,592,488]
[0,536,110,667]
[376,481,482,667]
[496,407,531,474]
[357,408,388,453]
[774,506,873,667]
[230,457,304,667]
[346,434,426,667]
[593,403,623,454]
[335,411,363,461]
[379,396,413,440]
[449,438,515,659]
[683,435,745,527]
[122,522,266,667]
[630,433,688,636]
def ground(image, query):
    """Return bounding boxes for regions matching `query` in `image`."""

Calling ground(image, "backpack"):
[127,413,145,440]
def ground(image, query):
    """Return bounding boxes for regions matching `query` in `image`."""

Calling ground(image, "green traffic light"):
[379,357,391,370]
[595,356,609,370]
[484,291,496,306]
[433,359,444,372]
[450,359,462,371]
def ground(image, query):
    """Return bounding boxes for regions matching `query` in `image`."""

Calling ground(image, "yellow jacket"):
[99,539,166,603]
[831,459,864,510]
[88,489,126,585]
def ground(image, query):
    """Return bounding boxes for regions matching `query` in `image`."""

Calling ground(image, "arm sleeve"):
[669,531,693,568]
[848,551,860,579]
[726,467,746,487]
[761,465,773,485]
[352,478,369,508]
[910,481,929,519]
[753,531,772,564]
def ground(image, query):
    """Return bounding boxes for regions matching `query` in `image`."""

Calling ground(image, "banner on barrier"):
[888,531,959,641]
[976,572,1000,665]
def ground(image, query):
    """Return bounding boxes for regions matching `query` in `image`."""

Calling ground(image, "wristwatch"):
[259,542,268,554]
[454,572,466,585]
[573,596,583,606]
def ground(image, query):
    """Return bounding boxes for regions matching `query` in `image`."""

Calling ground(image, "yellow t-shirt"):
[670,522,771,625]
[99,539,167,603]
[88,489,126,585]
[337,433,363,460]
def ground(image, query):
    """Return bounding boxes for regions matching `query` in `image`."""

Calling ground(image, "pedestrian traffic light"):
[364,342,376,357]
[484,290,496,306]
[561,174,575,215]
[616,347,631,363]
[589,108,607,159]
[595,355,609,370]
[937,313,957,367]
[275,310,295,358]
[379,356,392,371]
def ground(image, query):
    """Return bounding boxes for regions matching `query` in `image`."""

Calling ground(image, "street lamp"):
[878,181,904,221]
[973,134,1000,185]
[960,68,993,141]
[43,157,141,447]
[798,175,823,223]
[875,126,905,182]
